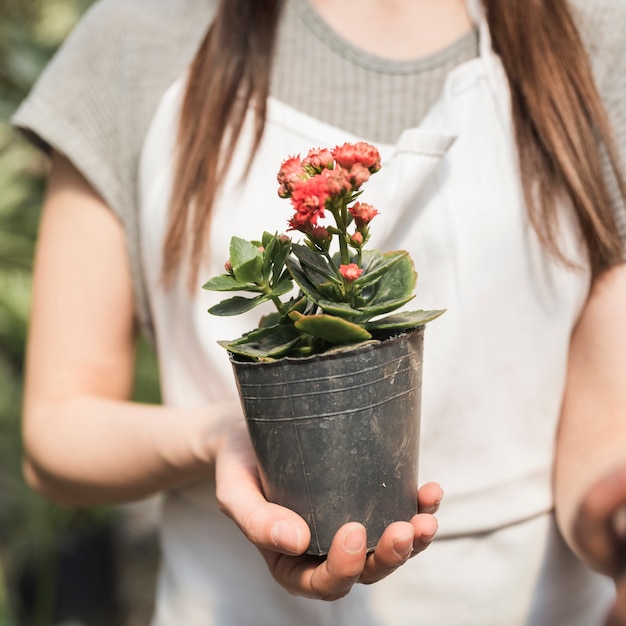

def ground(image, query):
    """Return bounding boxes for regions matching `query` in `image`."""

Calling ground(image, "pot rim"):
[228,325,425,369]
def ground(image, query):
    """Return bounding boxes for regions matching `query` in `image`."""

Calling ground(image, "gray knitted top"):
[12,0,626,338]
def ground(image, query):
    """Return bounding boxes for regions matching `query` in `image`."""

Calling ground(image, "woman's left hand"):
[215,421,442,600]
[573,466,626,625]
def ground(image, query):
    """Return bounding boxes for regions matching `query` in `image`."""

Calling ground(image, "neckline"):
[292,0,479,75]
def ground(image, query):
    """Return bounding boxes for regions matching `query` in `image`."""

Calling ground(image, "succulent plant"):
[203,142,445,361]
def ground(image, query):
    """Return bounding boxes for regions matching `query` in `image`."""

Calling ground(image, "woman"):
[13,0,626,624]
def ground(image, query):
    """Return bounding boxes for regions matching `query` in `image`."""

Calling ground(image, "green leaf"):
[272,244,292,285]
[285,257,323,303]
[261,235,277,279]
[230,237,263,283]
[221,325,303,360]
[286,257,358,317]
[261,231,274,249]
[202,274,257,292]
[269,279,294,298]
[356,295,416,319]
[317,299,361,318]
[291,244,339,282]
[294,314,372,344]
[258,312,282,327]
[365,309,446,331]
[208,294,270,316]
[316,281,342,300]
[357,252,417,310]
[355,250,413,289]
[284,296,310,316]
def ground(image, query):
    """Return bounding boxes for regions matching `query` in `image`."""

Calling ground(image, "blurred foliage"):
[0,1,161,623]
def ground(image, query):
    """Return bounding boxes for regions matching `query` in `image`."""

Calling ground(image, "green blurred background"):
[0,0,161,623]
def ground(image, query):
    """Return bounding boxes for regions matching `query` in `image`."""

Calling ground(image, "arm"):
[22,152,239,505]
[554,262,626,621]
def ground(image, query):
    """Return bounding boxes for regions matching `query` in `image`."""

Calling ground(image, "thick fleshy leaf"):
[285,257,324,304]
[317,299,361,318]
[291,244,338,282]
[286,257,361,318]
[269,279,294,298]
[208,294,269,316]
[221,324,303,360]
[284,296,309,315]
[261,231,274,249]
[316,281,342,300]
[202,274,257,292]
[294,314,372,344]
[353,250,407,286]
[258,312,282,327]
[302,265,331,289]
[230,237,263,283]
[272,245,292,284]
[261,235,277,278]
[359,253,417,306]
[364,309,446,331]
[355,295,416,319]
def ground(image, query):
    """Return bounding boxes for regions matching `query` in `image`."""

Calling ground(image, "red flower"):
[323,166,352,196]
[303,147,334,172]
[309,226,331,243]
[349,202,379,228]
[339,263,363,281]
[349,232,363,247]
[348,163,371,189]
[277,155,306,198]
[333,141,381,173]
[290,174,330,222]
[287,211,315,233]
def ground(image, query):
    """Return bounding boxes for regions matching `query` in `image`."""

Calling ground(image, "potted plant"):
[203,142,444,555]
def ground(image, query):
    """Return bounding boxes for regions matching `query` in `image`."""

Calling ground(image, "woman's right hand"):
[215,422,442,600]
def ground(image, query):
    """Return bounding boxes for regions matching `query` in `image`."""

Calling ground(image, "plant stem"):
[270,295,286,314]
[338,202,350,265]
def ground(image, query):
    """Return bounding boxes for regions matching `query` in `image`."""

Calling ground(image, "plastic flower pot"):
[231,327,424,556]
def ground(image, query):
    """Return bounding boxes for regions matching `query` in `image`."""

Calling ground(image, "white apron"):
[139,2,615,624]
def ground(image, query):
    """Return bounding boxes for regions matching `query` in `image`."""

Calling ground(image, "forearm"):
[554,402,625,567]
[23,394,241,506]
[554,264,626,570]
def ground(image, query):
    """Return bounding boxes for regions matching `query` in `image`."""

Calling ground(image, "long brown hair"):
[163,0,625,288]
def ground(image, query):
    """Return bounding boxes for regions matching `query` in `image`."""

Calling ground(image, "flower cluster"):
[278,142,381,252]
[203,141,444,361]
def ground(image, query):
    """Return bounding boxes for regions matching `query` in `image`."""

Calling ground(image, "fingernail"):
[421,531,437,545]
[393,532,413,559]
[343,526,366,554]
[271,520,301,552]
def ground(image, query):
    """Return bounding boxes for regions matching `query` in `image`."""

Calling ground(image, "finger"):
[418,482,444,514]
[262,522,367,600]
[575,468,626,576]
[360,514,438,584]
[215,426,310,555]
[409,512,439,556]
[359,521,414,584]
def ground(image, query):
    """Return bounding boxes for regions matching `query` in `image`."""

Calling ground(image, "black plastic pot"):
[231,327,424,556]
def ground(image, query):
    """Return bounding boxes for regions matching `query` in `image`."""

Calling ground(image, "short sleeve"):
[11,0,131,217]
[11,0,217,340]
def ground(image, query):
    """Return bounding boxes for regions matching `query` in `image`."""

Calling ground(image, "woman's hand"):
[216,422,442,600]
[574,466,626,625]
